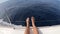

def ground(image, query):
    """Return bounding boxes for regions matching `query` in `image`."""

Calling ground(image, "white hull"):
[0,25,60,34]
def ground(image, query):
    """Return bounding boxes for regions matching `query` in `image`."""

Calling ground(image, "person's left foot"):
[26,17,30,27]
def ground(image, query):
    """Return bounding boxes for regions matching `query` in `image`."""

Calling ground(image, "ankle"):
[27,25,29,28]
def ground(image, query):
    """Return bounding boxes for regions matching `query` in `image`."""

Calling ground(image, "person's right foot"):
[31,16,36,26]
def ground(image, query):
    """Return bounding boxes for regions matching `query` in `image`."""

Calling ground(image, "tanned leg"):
[31,16,39,34]
[24,17,30,34]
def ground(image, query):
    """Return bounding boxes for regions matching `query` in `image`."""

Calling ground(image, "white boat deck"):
[0,25,60,34]
[0,19,60,34]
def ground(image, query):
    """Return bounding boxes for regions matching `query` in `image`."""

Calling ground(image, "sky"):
[0,0,8,3]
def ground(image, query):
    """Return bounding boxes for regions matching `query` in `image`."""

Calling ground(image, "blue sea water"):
[0,0,60,27]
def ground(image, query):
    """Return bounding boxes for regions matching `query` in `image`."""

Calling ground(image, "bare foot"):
[31,16,35,27]
[26,17,30,27]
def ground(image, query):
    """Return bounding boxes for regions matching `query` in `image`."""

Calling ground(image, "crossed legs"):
[24,17,39,34]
